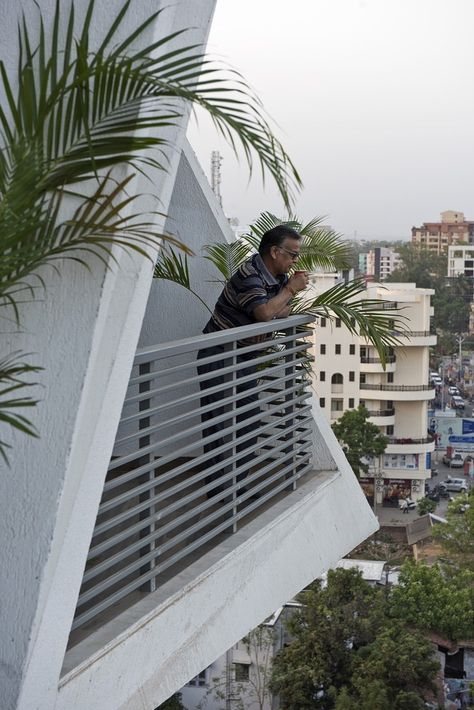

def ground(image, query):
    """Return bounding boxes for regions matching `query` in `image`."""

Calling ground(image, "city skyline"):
[187,0,474,240]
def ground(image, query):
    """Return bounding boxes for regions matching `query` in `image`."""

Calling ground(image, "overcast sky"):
[187,0,474,240]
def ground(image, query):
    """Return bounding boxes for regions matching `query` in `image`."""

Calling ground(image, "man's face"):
[271,237,301,275]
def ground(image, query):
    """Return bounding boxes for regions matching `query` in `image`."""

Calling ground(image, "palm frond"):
[203,241,253,280]
[153,248,212,314]
[246,212,352,272]
[292,278,409,365]
[0,352,42,465]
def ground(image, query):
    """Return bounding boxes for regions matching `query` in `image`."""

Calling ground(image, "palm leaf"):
[292,278,408,365]
[202,241,253,281]
[0,352,42,465]
[245,212,352,272]
[153,248,211,314]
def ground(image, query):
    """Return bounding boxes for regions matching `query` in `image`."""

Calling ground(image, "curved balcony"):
[359,383,435,401]
[360,355,396,374]
[366,408,395,426]
[385,436,435,455]
[390,330,437,346]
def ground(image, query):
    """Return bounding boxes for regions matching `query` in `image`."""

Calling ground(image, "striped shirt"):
[203,253,288,341]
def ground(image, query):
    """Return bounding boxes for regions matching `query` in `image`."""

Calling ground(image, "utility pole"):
[455,334,466,382]
[211,150,223,207]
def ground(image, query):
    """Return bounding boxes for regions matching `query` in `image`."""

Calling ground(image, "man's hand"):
[287,271,309,293]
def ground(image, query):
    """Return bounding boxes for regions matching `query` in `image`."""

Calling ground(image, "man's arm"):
[252,273,308,322]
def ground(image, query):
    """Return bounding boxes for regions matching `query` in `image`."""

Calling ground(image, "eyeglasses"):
[278,246,300,260]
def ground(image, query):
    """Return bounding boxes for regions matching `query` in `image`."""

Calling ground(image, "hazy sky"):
[187,0,474,240]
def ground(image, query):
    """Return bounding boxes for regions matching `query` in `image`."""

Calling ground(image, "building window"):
[349,371,355,382]
[320,371,326,381]
[335,344,341,354]
[319,397,325,408]
[188,670,208,687]
[387,372,394,383]
[320,344,326,355]
[360,373,366,384]
[331,373,343,384]
[335,318,341,327]
[234,664,250,682]
[386,425,394,435]
[320,317,326,327]
[331,398,343,412]
[348,398,355,408]
[349,344,355,355]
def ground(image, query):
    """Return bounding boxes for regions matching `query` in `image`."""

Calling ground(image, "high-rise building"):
[312,278,436,508]
[411,210,474,253]
[365,247,401,281]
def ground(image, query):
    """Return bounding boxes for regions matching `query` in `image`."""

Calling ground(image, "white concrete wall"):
[0,2,216,708]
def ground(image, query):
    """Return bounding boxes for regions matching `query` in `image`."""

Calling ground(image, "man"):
[197,225,309,498]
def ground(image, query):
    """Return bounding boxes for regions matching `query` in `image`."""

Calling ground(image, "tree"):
[155,693,185,710]
[199,627,275,710]
[270,569,438,710]
[417,497,437,516]
[331,405,388,477]
[0,0,301,461]
[431,490,474,572]
[385,244,447,290]
[389,560,474,641]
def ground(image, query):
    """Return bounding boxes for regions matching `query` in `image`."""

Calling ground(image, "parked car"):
[448,386,460,396]
[451,395,465,409]
[442,453,464,467]
[438,476,469,492]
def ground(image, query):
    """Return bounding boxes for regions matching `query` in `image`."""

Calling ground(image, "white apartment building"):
[312,280,436,508]
[0,3,377,709]
[365,247,401,281]
[448,244,474,278]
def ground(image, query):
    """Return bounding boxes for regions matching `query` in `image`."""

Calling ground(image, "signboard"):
[430,415,474,451]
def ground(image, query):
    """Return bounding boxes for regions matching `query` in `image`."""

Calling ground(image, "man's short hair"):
[258,225,302,256]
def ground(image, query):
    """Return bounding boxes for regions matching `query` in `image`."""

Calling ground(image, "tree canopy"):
[270,568,438,710]
[331,405,388,476]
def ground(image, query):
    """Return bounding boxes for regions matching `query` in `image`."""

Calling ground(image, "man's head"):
[259,225,302,276]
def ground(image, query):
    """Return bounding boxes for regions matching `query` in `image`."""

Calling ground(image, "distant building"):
[411,210,474,254]
[311,279,436,507]
[365,247,401,281]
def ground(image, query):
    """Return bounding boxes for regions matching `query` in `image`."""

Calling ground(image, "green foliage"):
[155,693,185,710]
[199,627,275,710]
[331,405,388,477]
[385,245,470,336]
[0,0,301,461]
[270,569,437,710]
[389,560,474,641]
[432,490,474,572]
[0,353,42,465]
[417,496,437,516]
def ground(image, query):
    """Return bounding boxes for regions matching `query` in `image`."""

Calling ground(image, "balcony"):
[366,408,395,426]
[359,383,435,401]
[390,329,437,346]
[360,355,396,374]
[62,316,377,704]
[385,436,435,454]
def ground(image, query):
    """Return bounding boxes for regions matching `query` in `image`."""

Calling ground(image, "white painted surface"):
[58,448,377,709]
[0,2,216,708]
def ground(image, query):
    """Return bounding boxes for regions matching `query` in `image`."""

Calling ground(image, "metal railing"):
[360,383,433,392]
[360,356,396,364]
[366,409,395,417]
[391,330,433,337]
[387,436,434,445]
[72,316,314,632]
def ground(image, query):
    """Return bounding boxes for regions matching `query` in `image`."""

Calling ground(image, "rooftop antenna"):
[211,150,223,207]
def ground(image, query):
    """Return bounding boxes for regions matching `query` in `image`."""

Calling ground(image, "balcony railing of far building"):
[71,316,315,635]
[360,383,433,392]
[386,435,435,445]
[366,408,395,417]
[360,355,396,364]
